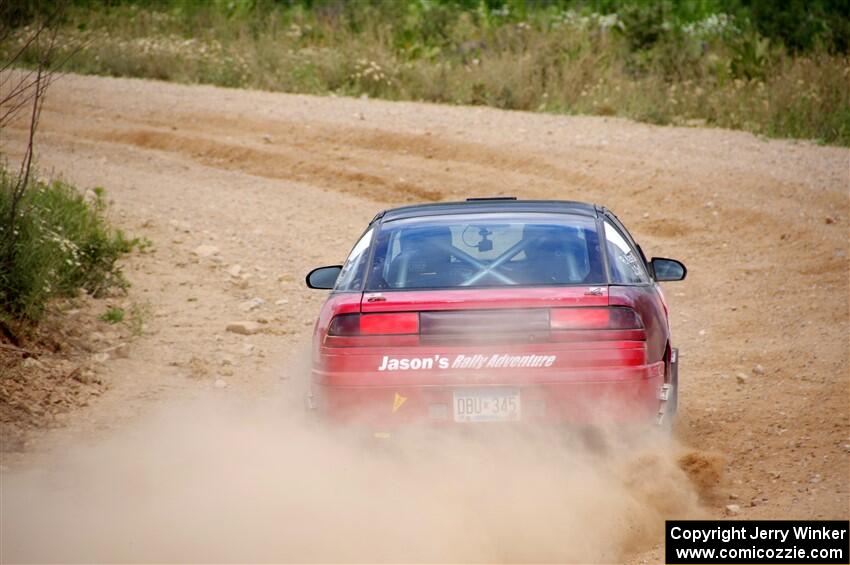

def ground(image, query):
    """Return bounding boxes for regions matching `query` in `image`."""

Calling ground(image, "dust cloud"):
[2,373,712,563]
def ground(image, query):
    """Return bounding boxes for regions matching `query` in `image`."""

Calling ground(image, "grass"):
[2,2,849,145]
[0,168,134,323]
[100,307,125,324]
[127,301,150,337]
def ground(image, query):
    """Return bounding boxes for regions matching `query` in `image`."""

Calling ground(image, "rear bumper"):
[310,362,665,427]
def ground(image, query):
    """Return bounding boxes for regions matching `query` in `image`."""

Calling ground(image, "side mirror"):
[651,257,687,282]
[305,265,342,289]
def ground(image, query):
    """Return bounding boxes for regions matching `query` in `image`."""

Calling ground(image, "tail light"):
[328,313,419,336]
[550,307,643,330]
[328,308,640,338]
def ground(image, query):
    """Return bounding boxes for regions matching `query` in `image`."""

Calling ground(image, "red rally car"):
[306,198,686,429]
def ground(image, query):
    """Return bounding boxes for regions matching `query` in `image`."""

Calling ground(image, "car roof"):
[374,198,601,224]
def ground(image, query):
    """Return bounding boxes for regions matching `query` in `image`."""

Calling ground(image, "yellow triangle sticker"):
[392,392,407,413]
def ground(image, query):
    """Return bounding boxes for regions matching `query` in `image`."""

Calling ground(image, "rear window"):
[365,213,605,290]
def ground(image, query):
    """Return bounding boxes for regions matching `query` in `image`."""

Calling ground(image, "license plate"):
[453,388,521,423]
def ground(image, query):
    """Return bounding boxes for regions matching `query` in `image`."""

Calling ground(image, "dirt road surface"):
[2,73,848,562]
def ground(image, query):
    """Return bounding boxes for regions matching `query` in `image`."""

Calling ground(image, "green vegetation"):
[2,1,849,144]
[100,306,126,324]
[127,301,150,337]
[0,169,133,323]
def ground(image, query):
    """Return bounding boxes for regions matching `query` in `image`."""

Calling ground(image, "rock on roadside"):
[239,297,265,312]
[192,245,220,258]
[226,321,261,335]
[105,343,130,359]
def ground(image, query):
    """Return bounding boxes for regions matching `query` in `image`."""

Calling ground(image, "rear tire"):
[660,347,679,433]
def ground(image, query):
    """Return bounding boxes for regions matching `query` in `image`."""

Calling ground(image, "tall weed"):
[0,170,132,322]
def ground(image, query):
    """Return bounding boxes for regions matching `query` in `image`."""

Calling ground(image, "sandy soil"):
[1,73,848,562]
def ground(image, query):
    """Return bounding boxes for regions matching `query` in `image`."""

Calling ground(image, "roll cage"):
[392,231,554,287]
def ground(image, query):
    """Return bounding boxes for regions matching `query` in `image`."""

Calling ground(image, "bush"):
[0,169,132,322]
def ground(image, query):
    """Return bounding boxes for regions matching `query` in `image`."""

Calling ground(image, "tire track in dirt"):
[98,128,445,203]
[48,100,605,200]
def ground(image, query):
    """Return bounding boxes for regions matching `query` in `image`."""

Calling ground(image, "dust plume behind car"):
[1,352,715,563]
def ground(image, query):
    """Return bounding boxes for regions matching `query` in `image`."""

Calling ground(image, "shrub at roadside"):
[0,168,132,323]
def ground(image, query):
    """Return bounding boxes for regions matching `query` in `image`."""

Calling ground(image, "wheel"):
[659,347,679,432]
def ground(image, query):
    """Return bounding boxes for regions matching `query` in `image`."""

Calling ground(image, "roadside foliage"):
[0,171,132,323]
[2,0,848,145]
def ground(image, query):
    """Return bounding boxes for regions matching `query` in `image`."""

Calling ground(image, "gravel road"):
[1,73,847,562]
